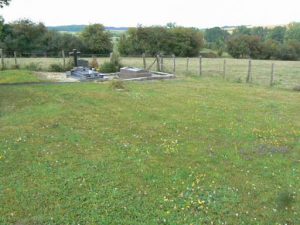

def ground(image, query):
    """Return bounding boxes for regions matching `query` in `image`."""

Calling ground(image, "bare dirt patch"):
[35,72,80,82]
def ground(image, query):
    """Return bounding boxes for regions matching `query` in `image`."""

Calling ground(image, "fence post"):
[14,51,18,66]
[142,53,146,69]
[246,59,252,83]
[0,49,4,69]
[270,63,275,87]
[223,59,226,79]
[199,55,202,76]
[110,52,113,63]
[62,50,66,69]
[156,54,160,72]
[172,54,176,74]
[186,57,189,72]
[160,55,164,72]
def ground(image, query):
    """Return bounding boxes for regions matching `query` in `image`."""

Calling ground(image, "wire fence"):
[0,50,300,89]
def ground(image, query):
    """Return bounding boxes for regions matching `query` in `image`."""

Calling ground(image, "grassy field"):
[0,70,46,84]
[2,57,300,89]
[0,71,299,224]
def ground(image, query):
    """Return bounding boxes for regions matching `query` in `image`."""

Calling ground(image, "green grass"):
[0,70,44,84]
[0,71,299,224]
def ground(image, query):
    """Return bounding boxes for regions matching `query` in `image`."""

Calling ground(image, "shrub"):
[235,77,243,83]
[110,79,126,90]
[10,64,20,70]
[99,52,123,73]
[293,85,300,92]
[65,59,75,71]
[200,52,218,58]
[90,57,99,69]
[25,62,42,71]
[49,63,64,72]
[99,62,119,73]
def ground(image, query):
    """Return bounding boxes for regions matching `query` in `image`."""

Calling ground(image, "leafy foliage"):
[48,63,65,72]
[118,25,204,57]
[80,24,113,54]
[0,0,10,8]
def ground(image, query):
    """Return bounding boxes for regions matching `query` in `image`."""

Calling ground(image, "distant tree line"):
[0,18,113,56]
[118,25,204,57]
[205,23,300,60]
[0,16,299,60]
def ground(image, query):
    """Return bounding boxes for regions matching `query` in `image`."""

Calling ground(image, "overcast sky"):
[1,0,299,28]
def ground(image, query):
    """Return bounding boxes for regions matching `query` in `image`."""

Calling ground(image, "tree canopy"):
[80,24,113,54]
[118,25,204,57]
[0,0,10,8]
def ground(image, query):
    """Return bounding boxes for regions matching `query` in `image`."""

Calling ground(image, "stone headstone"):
[77,59,89,67]
[119,67,152,79]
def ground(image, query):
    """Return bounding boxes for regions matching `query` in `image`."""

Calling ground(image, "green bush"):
[200,52,218,58]
[65,59,75,71]
[49,63,65,72]
[99,52,123,73]
[99,62,120,73]
[25,62,42,71]
[293,85,300,92]
[10,64,20,70]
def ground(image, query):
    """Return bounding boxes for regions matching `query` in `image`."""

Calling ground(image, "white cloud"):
[1,0,299,27]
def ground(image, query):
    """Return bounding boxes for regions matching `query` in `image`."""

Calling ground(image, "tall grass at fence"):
[1,55,300,89]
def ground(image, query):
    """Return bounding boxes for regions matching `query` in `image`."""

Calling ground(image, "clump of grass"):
[235,77,243,83]
[48,63,65,72]
[90,57,99,69]
[277,191,296,210]
[99,52,123,73]
[10,64,20,70]
[109,79,126,90]
[1,64,7,71]
[293,85,300,92]
[25,62,42,71]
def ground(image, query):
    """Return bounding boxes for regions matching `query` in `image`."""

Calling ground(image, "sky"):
[1,0,299,28]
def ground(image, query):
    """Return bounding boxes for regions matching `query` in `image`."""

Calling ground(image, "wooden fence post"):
[186,57,189,72]
[246,59,252,83]
[270,63,275,87]
[156,54,160,72]
[0,49,4,69]
[172,54,176,74]
[62,50,66,69]
[160,55,164,72]
[142,53,146,70]
[14,51,17,66]
[199,55,202,76]
[223,59,226,79]
[110,52,113,63]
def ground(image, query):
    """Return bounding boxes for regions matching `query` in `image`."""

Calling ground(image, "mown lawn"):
[0,70,44,84]
[0,71,299,224]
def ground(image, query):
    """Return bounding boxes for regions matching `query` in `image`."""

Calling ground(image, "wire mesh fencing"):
[0,49,299,89]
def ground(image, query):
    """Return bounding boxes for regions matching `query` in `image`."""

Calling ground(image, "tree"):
[118,25,204,57]
[168,27,204,56]
[0,0,10,8]
[267,26,286,43]
[227,35,263,59]
[232,26,252,36]
[285,22,300,41]
[251,27,269,41]
[204,27,229,44]
[80,24,113,54]
[3,19,47,53]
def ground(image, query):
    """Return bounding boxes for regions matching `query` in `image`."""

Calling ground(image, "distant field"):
[0,72,299,224]
[2,57,300,89]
